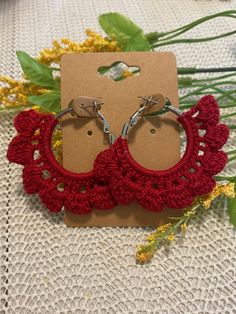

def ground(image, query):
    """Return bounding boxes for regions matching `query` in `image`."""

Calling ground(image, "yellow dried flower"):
[52,129,63,163]
[136,246,154,263]
[38,30,121,65]
[157,223,171,232]
[0,76,45,109]
[181,223,187,235]
[1,30,120,112]
[184,209,196,217]
[31,105,41,112]
[122,70,134,78]
[147,233,156,242]
[34,128,40,136]
[136,183,235,262]
[167,233,175,242]
[202,182,235,209]
[37,89,50,94]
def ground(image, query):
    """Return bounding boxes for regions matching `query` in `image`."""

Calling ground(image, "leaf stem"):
[177,67,236,75]
[178,73,236,87]
[215,175,236,182]
[179,82,236,100]
[228,155,236,162]
[216,88,236,100]
[227,150,236,155]
[149,10,236,41]
[179,102,236,110]
[221,112,236,119]
[153,30,236,48]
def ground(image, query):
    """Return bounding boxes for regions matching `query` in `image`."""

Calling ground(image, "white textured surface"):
[1,1,236,313]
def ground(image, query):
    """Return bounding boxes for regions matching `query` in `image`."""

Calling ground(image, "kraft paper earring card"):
[61,52,180,226]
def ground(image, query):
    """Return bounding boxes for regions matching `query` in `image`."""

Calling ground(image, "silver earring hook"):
[93,101,115,143]
[55,97,115,144]
[163,98,182,117]
[121,95,182,138]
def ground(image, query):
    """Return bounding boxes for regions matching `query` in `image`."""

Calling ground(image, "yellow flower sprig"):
[52,129,63,164]
[38,29,120,65]
[0,76,48,110]
[0,30,120,112]
[136,183,235,263]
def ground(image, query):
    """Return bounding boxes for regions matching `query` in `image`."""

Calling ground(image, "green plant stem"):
[215,175,236,182]
[180,102,236,110]
[208,87,235,101]
[216,89,236,102]
[179,99,198,105]
[193,73,236,82]
[179,92,230,100]
[221,112,236,119]
[180,90,236,98]
[180,82,236,100]
[179,87,236,102]
[149,10,236,40]
[147,10,236,48]
[179,83,236,101]
[177,67,236,75]
[228,155,236,162]
[153,30,236,48]
[192,72,236,83]
[227,150,236,155]
[179,92,233,102]
[145,204,203,254]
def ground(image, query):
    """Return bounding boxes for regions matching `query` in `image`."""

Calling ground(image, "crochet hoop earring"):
[94,95,229,212]
[7,98,116,214]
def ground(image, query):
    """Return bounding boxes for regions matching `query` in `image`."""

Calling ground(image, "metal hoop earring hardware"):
[55,96,115,144]
[121,94,182,138]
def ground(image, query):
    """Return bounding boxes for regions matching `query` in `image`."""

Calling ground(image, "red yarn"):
[94,95,229,212]
[7,95,230,214]
[7,110,116,214]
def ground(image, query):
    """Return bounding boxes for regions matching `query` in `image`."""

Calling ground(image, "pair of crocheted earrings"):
[7,94,229,214]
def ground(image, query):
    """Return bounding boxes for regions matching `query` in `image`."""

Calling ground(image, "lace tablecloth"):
[0,1,236,313]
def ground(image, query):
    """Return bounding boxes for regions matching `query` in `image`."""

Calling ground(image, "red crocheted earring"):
[7,98,116,214]
[94,95,229,212]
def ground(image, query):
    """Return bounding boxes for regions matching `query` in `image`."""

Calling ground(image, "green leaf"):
[28,90,61,113]
[99,12,151,51]
[228,197,236,228]
[16,51,56,88]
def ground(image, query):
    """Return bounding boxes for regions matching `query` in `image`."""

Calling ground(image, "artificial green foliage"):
[99,12,151,51]
[16,51,57,88]
[29,90,61,113]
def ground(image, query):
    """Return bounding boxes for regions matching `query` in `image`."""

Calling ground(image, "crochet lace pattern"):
[7,110,116,214]
[94,95,230,211]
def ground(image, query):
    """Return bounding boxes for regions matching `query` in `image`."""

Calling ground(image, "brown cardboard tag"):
[71,96,103,118]
[61,52,181,227]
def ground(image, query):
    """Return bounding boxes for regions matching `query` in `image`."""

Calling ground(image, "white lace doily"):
[0,1,236,313]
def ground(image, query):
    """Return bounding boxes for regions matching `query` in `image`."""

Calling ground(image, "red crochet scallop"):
[7,110,116,214]
[94,95,229,212]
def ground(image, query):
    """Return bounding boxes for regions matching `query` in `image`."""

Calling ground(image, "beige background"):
[0,1,236,313]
